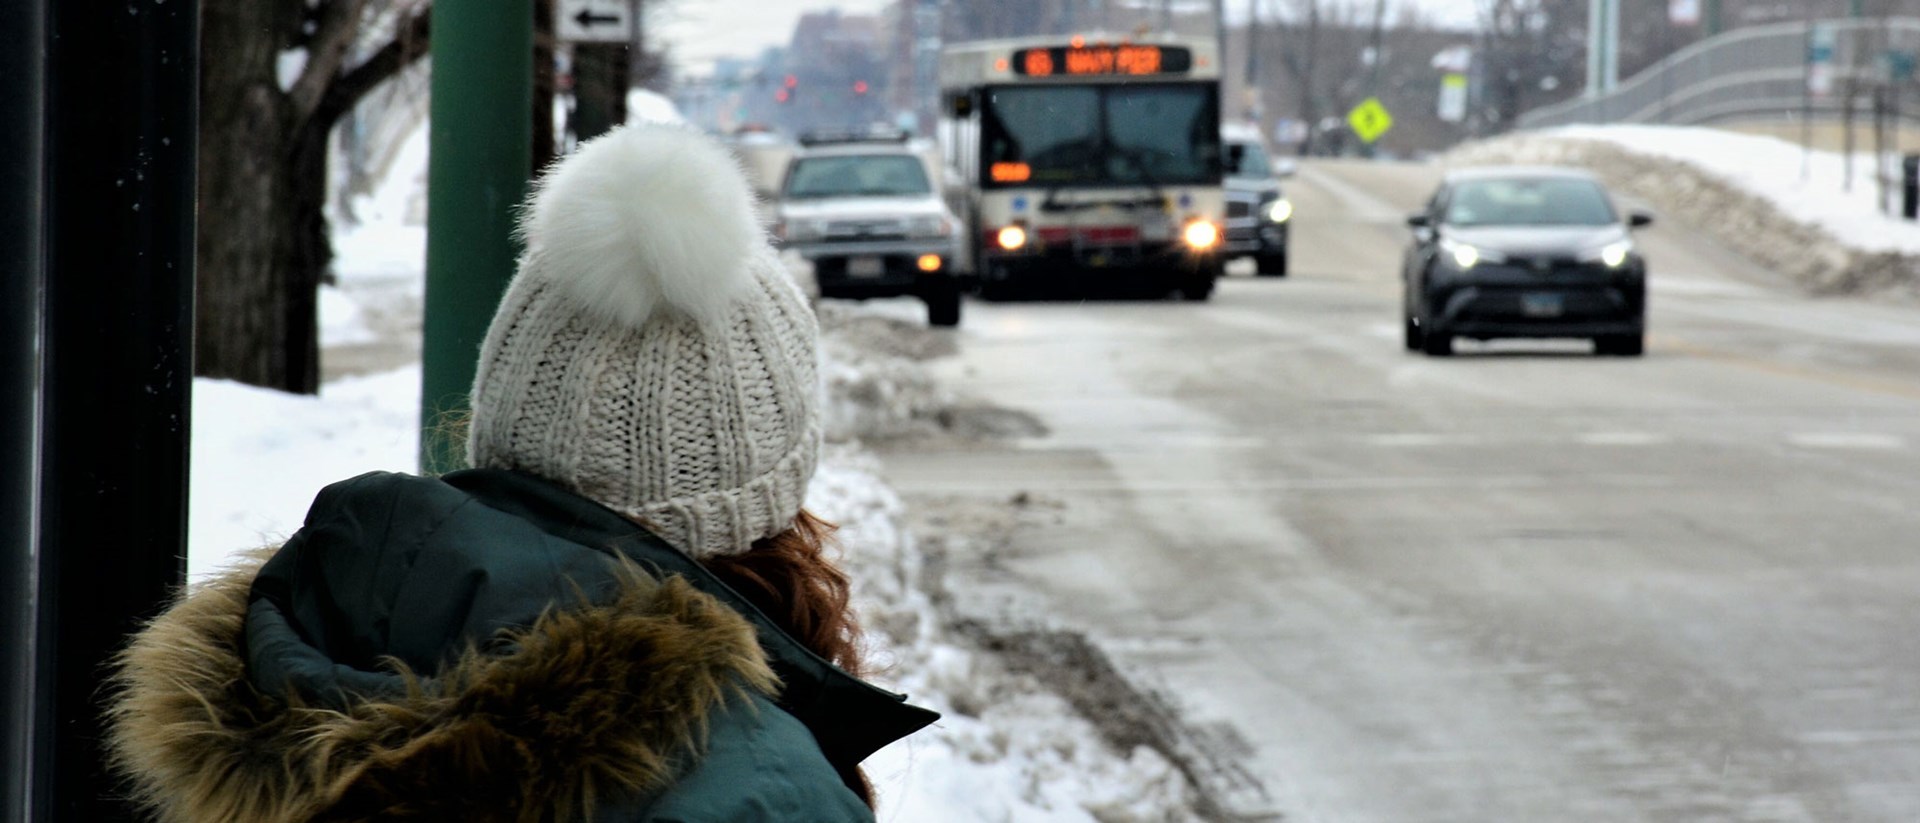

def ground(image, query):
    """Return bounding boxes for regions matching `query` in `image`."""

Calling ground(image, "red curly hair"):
[698,509,873,806]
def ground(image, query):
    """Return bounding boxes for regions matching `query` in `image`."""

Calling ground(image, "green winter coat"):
[106,469,937,822]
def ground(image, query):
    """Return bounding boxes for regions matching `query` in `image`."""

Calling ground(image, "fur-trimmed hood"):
[109,551,773,823]
[104,470,937,822]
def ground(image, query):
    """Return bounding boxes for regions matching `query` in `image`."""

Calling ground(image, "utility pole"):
[1215,0,1227,78]
[1586,0,1620,97]
[1300,0,1322,155]
[1245,0,1264,124]
[1705,0,1722,36]
[1366,0,1389,93]
[422,2,534,472]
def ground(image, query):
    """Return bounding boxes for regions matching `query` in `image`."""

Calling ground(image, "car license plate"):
[846,256,884,278]
[1520,292,1564,318]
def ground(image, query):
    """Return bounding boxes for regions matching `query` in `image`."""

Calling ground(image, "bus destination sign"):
[1013,44,1193,77]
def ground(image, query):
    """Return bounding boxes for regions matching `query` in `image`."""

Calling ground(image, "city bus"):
[938,34,1226,300]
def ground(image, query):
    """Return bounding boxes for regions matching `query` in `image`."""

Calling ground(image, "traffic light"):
[776,88,790,103]
[853,80,869,95]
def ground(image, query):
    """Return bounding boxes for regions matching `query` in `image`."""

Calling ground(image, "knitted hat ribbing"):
[466,124,819,558]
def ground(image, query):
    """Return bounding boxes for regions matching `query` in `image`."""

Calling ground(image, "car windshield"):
[1230,141,1272,179]
[1444,178,1618,227]
[783,154,932,200]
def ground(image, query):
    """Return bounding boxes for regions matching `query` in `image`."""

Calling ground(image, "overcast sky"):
[657,0,1482,76]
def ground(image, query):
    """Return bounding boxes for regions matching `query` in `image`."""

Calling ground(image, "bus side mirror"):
[949,94,974,118]
[1629,210,1654,229]
[1225,144,1246,175]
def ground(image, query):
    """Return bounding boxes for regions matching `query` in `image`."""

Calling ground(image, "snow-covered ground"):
[1449,124,1920,299]
[1545,125,1919,255]
[187,116,1200,820]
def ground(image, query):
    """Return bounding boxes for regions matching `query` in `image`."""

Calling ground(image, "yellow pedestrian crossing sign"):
[1347,97,1394,144]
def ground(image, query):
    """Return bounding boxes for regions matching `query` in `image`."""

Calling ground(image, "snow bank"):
[1449,125,1920,299]
[187,369,419,580]
[806,445,1199,823]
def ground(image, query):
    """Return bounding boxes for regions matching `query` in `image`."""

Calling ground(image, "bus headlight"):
[1265,198,1294,223]
[996,225,1028,251]
[1183,220,1220,251]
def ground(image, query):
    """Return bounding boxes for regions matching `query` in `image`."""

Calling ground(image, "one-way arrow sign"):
[558,0,632,43]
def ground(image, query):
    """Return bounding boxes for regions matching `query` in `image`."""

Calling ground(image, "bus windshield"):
[981,83,1220,189]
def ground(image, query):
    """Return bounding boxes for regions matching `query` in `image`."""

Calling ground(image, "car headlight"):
[1265,198,1294,223]
[782,218,823,243]
[1589,240,1634,269]
[909,215,952,239]
[1438,236,1502,269]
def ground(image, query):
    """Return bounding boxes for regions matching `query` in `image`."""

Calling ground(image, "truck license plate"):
[847,256,884,277]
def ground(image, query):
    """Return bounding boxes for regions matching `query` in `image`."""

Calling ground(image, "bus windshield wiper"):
[1108,144,1166,203]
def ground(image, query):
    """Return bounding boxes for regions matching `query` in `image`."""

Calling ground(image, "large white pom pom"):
[520,123,762,327]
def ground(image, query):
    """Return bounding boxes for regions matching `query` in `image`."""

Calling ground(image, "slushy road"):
[882,159,1920,822]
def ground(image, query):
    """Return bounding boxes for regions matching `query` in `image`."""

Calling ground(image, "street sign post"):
[1348,97,1394,144]
[1809,24,1837,97]
[558,0,632,43]
[1437,74,1468,123]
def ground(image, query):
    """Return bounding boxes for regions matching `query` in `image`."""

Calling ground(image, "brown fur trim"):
[106,551,779,823]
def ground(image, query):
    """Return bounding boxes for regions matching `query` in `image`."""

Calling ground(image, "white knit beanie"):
[466,123,821,559]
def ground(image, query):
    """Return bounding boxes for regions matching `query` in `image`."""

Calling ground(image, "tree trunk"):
[533,0,556,172]
[571,42,629,142]
[197,0,430,395]
[197,0,318,392]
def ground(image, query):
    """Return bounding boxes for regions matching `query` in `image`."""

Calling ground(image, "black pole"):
[2,0,50,818]
[39,0,196,818]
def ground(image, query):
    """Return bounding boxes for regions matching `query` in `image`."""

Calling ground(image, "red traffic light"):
[853,80,869,95]
[784,74,798,88]
[775,89,790,103]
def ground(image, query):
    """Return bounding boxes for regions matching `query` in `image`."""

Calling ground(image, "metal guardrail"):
[1519,17,1920,129]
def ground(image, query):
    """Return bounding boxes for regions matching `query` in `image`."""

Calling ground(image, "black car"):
[1402,167,1653,357]
[1222,125,1293,277]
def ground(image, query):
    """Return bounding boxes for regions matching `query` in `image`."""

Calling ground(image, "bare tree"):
[1474,0,1583,131]
[198,0,431,394]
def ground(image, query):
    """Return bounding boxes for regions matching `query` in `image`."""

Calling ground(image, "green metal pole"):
[422,1,533,473]
[1705,0,1722,36]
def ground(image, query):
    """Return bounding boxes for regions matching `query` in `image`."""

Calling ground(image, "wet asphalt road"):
[880,159,1920,822]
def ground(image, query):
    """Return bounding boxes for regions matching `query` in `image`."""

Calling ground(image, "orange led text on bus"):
[1014,45,1168,77]
[990,162,1032,183]
[1023,49,1055,76]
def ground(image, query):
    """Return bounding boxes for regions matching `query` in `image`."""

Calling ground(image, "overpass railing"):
[1519,17,1920,130]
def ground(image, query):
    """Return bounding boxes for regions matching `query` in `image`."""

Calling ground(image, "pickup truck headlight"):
[909,215,953,239]
[1265,198,1294,223]
[777,218,824,243]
